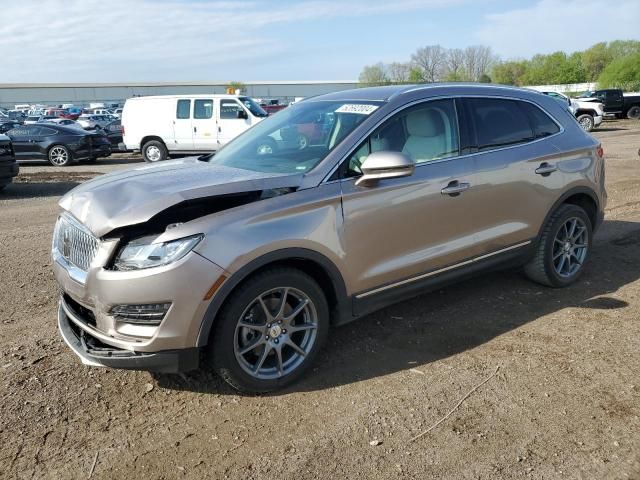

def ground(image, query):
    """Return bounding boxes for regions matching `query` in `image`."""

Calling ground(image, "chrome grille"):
[54,215,99,271]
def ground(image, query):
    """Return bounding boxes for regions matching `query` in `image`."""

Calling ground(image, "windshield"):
[206,100,383,174]
[239,96,268,118]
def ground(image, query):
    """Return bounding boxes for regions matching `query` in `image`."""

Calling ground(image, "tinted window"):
[194,99,213,119]
[176,99,190,119]
[8,125,40,136]
[468,98,534,151]
[521,103,560,139]
[345,99,459,177]
[220,100,244,120]
[39,127,57,136]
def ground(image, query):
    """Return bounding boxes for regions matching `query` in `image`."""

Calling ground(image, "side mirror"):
[237,109,248,120]
[355,151,415,186]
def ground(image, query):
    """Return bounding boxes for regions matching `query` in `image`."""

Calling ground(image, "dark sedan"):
[0,134,19,191]
[5,124,112,166]
[100,119,126,151]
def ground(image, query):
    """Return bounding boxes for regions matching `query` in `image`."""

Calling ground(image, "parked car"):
[100,119,125,150]
[541,91,603,132]
[52,84,606,392]
[45,108,80,120]
[122,94,268,162]
[5,123,111,166]
[24,115,44,125]
[578,89,640,119]
[0,134,19,191]
[40,118,84,129]
[0,120,23,134]
[77,114,112,130]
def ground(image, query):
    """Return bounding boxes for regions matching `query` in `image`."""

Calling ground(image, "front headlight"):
[114,234,203,271]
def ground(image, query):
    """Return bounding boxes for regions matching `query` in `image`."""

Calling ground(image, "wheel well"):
[243,258,339,319]
[140,136,165,151]
[563,193,597,228]
[576,110,595,117]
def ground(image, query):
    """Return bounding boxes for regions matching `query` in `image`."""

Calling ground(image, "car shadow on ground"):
[0,181,80,200]
[595,127,630,133]
[17,156,142,167]
[154,219,640,396]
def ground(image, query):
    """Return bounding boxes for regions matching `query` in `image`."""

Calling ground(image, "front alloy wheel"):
[234,287,318,379]
[209,268,329,393]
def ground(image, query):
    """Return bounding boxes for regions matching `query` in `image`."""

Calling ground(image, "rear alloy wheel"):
[627,106,640,120]
[48,145,72,166]
[524,204,592,287]
[142,140,167,162]
[208,268,329,393]
[577,114,594,132]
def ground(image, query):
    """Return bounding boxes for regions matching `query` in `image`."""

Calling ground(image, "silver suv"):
[53,84,606,392]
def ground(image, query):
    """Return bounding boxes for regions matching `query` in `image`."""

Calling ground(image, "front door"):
[217,99,252,147]
[191,99,217,151]
[340,98,478,295]
[7,125,42,160]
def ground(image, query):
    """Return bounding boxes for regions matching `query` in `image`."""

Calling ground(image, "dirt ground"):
[1,121,639,480]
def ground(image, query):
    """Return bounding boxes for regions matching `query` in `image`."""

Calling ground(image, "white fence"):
[526,82,597,93]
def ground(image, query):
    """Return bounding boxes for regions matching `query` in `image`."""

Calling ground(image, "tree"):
[446,48,466,80]
[479,73,492,83]
[465,46,496,81]
[492,60,528,85]
[358,63,389,86]
[408,67,425,83]
[582,42,612,81]
[598,52,640,90]
[411,45,447,82]
[387,62,411,83]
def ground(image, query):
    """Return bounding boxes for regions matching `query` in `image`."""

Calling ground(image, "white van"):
[122,94,268,162]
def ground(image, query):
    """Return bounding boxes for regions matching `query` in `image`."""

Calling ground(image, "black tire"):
[48,144,73,167]
[524,204,592,288]
[142,140,167,162]
[627,106,640,120]
[255,137,278,156]
[576,114,594,132]
[206,268,329,393]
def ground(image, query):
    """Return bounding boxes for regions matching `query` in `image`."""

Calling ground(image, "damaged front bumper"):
[58,299,200,372]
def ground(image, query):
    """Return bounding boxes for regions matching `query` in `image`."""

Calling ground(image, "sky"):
[0,0,639,83]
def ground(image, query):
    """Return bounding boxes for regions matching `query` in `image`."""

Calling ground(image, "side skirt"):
[347,241,535,322]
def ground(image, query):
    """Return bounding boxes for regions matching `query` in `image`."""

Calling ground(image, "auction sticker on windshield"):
[335,104,379,115]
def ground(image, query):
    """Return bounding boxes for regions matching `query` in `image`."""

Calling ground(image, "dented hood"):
[59,157,302,237]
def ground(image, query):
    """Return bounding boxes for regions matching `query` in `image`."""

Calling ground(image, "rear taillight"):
[121,125,125,135]
[596,145,604,158]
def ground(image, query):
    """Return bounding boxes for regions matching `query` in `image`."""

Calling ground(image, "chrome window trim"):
[355,240,532,299]
[322,94,564,184]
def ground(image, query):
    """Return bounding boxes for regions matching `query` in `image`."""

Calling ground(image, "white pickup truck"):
[540,91,604,132]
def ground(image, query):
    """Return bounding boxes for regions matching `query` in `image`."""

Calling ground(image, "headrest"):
[405,109,442,137]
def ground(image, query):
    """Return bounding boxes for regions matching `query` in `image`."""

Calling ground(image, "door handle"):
[535,162,557,176]
[193,126,197,133]
[441,181,471,196]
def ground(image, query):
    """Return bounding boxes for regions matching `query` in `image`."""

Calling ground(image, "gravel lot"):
[1,122,639,479]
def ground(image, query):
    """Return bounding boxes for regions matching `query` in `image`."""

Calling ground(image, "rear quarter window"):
[521,103,560,139]
[468,98,534,151]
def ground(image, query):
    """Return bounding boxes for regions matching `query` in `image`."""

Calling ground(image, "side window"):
[344,99,459,177]
[176,99,191,119]
[521,102,560,139]
[468,98,534,151]
[194,99,213,119]
[220,100,243,120]
[38,127,57,136]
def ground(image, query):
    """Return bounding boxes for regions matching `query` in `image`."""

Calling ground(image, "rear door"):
[462,97,561,255]
[172,99,194,150]
[191,99,217,151]
[217,99,252,146]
